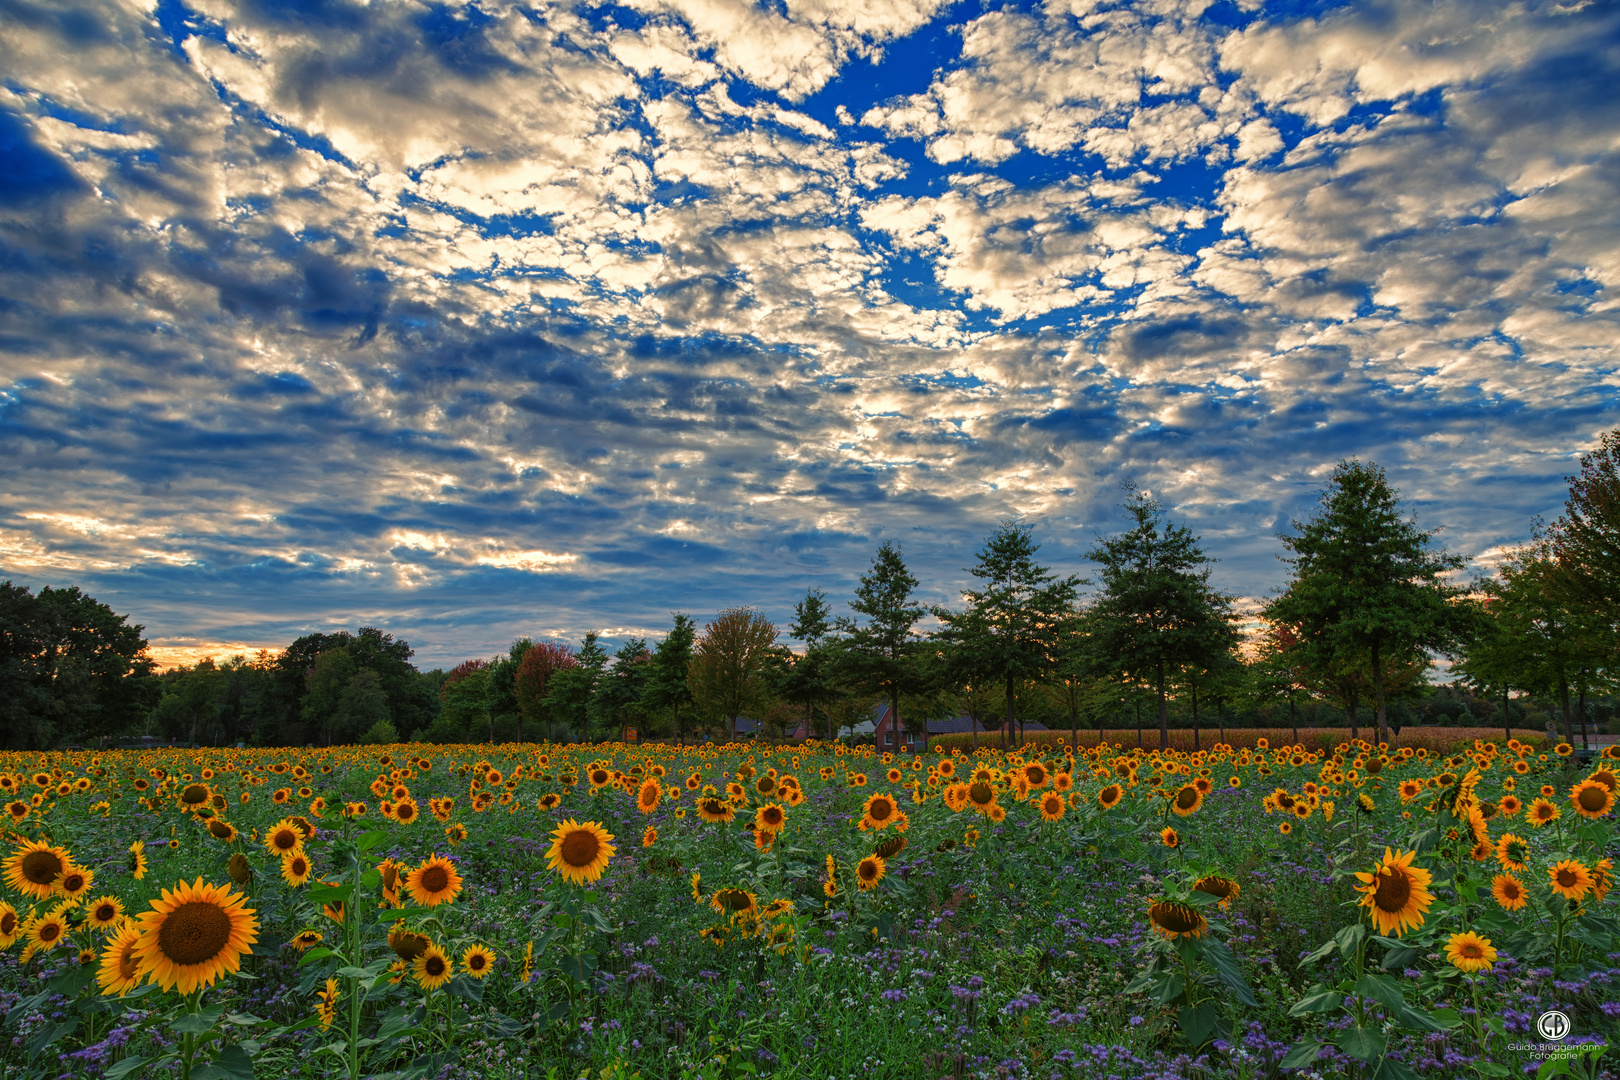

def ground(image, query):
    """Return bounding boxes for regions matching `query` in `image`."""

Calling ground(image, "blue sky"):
[1,0,1617,669]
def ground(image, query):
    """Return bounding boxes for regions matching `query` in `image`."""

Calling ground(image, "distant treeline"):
[6,435,1620,751]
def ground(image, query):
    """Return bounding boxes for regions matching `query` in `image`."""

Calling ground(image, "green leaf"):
[1302,938,1338,966]
[1154,972,1186,1005]
[306,882,353,904]
[1182,889,1221,907]
[1471,1064,1512,1078]
[1289,990,1344,1016]
[174,1004,229,1035]
[1335,923,1368,963]
[1279,1038,1324,1069]
[48,965,94,996]
[193,1042,255,1080]
[1177,1002,1220,1048]
[445,976,485,1005]
[355,830,390,853]
[360,867,381,890]
[104,1056,153,1080]
[1371,1056,1424,1080]
[1198,937,1258,1008]
[1335,1026,1387,1062]
[26,1019,77,1063]
[296,947,336,967]
[336,966,371,980]
[1353,974,1409,1014]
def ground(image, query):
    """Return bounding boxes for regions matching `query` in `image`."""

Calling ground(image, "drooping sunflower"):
[637,778,662,814]
[0,902,19,949]
[87,895,125,932]
[1097,784,1123,810]
[413,944,453,990]
[697,796,735,824]
[1148,900,1207,941]
[1192,875,1241,908]
[1592,858,1614,902]
[710,887,758,917]
[1159,826,1180,848]
[129,877,259,993]
[545,819,616,886]
[1491,873,1528,912]
[856,855,886,891]
[290,930,324,951]
[1570,780,1614,820]
[405,855,465,907]
[1444,931,1497,974]
[1547,859,1593,901]
[1170,785,1203,817]
[264,819,305,858]
[316,977,340,1030]
[1526,798,1560,828]
[1039,792,1066,822]
[4,839,74,901]
[281,850,313,888]
[96,921,145,996]
[387,923,429,961]
[1353,848,1434,937]
[461,944,496,979]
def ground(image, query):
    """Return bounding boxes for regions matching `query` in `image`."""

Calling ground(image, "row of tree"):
[6,435,1620,750]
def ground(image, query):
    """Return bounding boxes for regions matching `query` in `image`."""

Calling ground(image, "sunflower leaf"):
[296,948,336,967]
[103,1056,153,1080]
[306,883,352,904]
[1288,990,1344,1016]
[1198,938,1257,1008]
[25,1019,76,1062]
[1279,1037,1325,1069]
[1334,1026,1386,1062]
[1371,1056,1425,1080]
[1352,974,1408,1015]
[355,830,390,853]
[1176,1002,1220,1048]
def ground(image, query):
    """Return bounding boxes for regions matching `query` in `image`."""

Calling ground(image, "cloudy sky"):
[2,0,1616,669]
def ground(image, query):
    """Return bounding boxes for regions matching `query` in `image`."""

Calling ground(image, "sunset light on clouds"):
[1,0,1616,666]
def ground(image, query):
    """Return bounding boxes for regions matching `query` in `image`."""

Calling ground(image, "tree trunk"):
[971,710,979,750]
[1578,677,1589,749]
[1370,638,1389,747]
[1156,660,1168,751]
[1135,698,1142,752]
[1346,689,1359,744]
[1503,685,1510,744]
[1069,689,1078,754]
[1217,695,1226,747]
[1006,673,1016,751]
[1289,695,1298,747]
[1558,671,1573,745]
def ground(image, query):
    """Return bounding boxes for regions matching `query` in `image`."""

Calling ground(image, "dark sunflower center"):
[1044,796,1062,812]
[560,830,600,868]
[716,889,752,910]
[968,783,994,806]
[291,857,308,874]
[762,808,782,826]
[20,850,63,885]
[1578,787,1607,812]
[1557,868,1578,887]
[1195,877,1235,900]
[272,830,298,851]
[0,912,15,935]
[858,861,879,881]
[469,953,487,969]
[117,942,140,978]
[1176,787,1199,810]
[38,921,62,942]
[425,955,446,977]
[95,903,117,922]
[419,865,450,893]
[1460,942,1484,959]
[1373,868,1412,912]
[182,785,208,804]
[157,900,234,966]
[1150,902,1201,934]
[62,872,85,891]
[209,821,232,838]
[396,803,415,820]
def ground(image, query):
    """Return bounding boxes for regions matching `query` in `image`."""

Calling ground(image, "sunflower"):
[96,922,145,996]
[1098,784,1123,810]
[1526,798,1560,828]
[0,902,18,949]
[545,819,616,886]
[1592,858,1614,902]
[1547,859,1592,901]
[1495,833,1528,872]
[387,923,429,961]
[5,800,27,824]
[1445,931,1497,974]
[710,888,758,918]
[753,803,786,834]
[443,823,468,845]
[642,826,657,848]
[1170,784,1203,817]
[317,977,340,1030]
[87,895,125,932]
[1159,826,1180,848]
[1039,792,1066,822]
[1491,874,1528,912]
[637,778,662,814]
[1192,875,1240,908]
[697,797,734,824]
[1499,795,1521,817]
[290,930,324,951]
[1570,780,1614,820]
[128,877,258,994]
[21,907,70,961]
[392,797,420,825]
[178,782,213,811]
[3,840,73,901]
[413,945,453,990]
[1148,900,1207,940]
[54,863,93,902]
[1353,848,1434,937]
[966,781,998,814]
[461,944,496,979]
[405,855,464,907]
[281,850,313,888]
[856,855,886,890]
[264,819,305,858]
[1278,821,1293,835]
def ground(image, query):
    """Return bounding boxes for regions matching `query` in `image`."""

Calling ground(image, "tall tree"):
[780,588,840,741]
[1265,459,1468,746]
[690,608,778,739]
[1085,488,1239,750]
[1551,427,1620,616]
[514,641,578,741]
[933,521,1084,748]
[838,541,929,748]
[544,633,608,741]
[598,637,651,741]
[646,614,697,741]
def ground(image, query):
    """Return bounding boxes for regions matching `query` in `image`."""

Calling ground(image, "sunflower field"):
[0,734,1615,1080]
